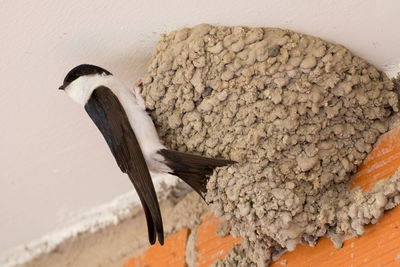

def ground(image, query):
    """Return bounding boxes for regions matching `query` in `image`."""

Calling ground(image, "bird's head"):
[59,64,112,105]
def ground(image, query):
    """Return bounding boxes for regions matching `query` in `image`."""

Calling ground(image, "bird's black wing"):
[84,86,164,245]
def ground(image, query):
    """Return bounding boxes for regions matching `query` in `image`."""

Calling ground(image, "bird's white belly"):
[111,86,171,173]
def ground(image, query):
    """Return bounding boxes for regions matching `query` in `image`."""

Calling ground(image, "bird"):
[59,64,235,245]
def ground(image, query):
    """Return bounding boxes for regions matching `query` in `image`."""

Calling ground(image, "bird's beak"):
[58,84,66,90]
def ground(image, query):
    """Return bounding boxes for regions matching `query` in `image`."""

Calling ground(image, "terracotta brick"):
[196,213,242,267]
[124,229,189,267]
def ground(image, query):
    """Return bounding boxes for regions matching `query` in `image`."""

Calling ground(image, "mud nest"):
[141,24,400,266]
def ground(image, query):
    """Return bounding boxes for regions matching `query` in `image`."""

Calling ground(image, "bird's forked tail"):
[158,149,235,198]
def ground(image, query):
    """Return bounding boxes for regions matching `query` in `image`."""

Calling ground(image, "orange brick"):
[124,229,189,267]
[352,127,400,191]
[196,213,242,267]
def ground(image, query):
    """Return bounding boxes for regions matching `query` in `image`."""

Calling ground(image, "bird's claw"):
[133,79,146,110]
[134,79,143,89]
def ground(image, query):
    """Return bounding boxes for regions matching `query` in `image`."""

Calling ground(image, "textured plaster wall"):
[1,0,399,258]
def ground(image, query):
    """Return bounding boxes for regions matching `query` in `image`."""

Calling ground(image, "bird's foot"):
[133,79,145,110]
[134,79,143,89]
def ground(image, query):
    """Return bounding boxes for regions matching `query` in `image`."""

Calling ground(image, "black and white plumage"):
[59,64,234,245]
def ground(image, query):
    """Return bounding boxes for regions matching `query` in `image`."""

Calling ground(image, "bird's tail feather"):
[158,149,235,198]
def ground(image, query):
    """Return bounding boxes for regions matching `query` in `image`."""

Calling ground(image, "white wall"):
[1,0,399,260]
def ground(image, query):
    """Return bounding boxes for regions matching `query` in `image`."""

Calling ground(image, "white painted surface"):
[0,0,399,262]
